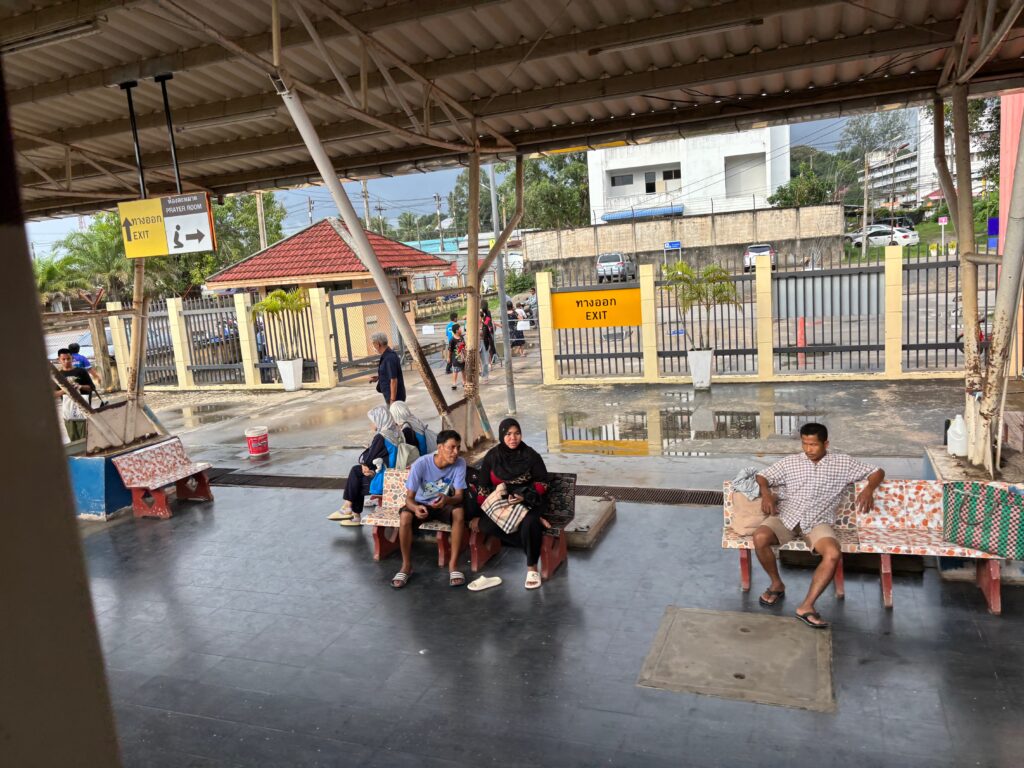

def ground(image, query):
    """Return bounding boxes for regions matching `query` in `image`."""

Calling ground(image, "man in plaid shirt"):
[754,422,884,629]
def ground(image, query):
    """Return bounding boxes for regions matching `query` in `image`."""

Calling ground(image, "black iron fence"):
[255,303,319,384]
[122,299,177,386]
[182,296,245,385]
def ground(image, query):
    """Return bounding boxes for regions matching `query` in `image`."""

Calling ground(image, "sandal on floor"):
[391,571,412,589]
[328,508,353,521]
[796,610,829,629]
[467,575,502,592]
[339,515,361,527]
[449,571,466,587]
[759,588,785,607]
[525,571,542,590]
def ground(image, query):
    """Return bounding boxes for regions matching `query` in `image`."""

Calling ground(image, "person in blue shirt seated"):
[331,406,416,526]
[392,430,467,589]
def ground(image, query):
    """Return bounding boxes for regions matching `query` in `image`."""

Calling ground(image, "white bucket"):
[245,426,270,457]
[689,349,714,390]
[947,415,968,457]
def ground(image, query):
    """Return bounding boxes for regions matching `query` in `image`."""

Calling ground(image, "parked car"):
[848,226,920,248]
[843,224,892,246]
[742,243,777,272]
[881,216,916,231]
[596,252,637,282]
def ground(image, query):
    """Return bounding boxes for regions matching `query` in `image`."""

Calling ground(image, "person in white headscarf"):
[330,406,416,525]
[390,400,432,454]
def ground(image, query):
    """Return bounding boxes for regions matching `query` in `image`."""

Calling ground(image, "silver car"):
[596,252,637,282]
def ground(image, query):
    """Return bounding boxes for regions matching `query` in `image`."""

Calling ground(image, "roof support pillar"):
[275,80,449,418]
[463,146,481,401]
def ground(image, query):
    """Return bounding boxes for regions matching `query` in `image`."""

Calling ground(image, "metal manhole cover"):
[638,607,834,712]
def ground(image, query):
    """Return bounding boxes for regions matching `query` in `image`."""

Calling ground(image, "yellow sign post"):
[551,287,642,329]
[117,192,217,259]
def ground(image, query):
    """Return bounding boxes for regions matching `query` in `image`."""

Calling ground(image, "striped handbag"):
[943,481,1024,559]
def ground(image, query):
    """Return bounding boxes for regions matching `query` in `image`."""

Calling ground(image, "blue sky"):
[26,117,848,256]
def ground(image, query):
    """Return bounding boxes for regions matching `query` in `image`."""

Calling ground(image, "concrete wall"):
[523,204,844,264]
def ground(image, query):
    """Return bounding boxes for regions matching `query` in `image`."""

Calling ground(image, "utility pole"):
[434,192,444,253]
[307,196,314,225]
[374,202,386,234]
[862,153,869,263]
[361,180,371,227]
[489,163,516,415]
[255,191,268,251]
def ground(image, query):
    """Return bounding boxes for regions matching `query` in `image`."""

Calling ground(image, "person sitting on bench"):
[393,430,468,589]
[753,422,883,629]
[331,406,416,525]
[470,418,551,590]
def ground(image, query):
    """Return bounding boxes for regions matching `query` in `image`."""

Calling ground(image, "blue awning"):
[601,204,684,222]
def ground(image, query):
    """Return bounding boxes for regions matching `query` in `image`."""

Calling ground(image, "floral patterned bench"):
[112,437,213,519]
[723,479,1003,614]
[361,468,576,579]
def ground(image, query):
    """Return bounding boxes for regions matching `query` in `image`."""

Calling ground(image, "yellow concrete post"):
[166,297,195,388]
[546,408,562,452]
[883,245,903,378]
[536,270,558,383]
[639,264,659,381]
[307,287,336,388]
[233,293,261,387]
[755,253,774,380]
[646,404,662,456]
[105,301,131,389]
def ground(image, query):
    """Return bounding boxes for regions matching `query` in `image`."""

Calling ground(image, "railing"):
[122,298,177,386]
[255,303,319,384]
[182,296,245,385]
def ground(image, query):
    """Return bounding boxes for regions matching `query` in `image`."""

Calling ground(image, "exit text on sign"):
[551,287,642,329]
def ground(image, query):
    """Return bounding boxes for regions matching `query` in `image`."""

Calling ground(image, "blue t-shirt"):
[406,453,467,504]
[71,353,91,369]
[445,321,456,342]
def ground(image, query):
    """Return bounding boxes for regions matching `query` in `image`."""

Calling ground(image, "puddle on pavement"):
[159,404,237,428]
[549,407,827,456]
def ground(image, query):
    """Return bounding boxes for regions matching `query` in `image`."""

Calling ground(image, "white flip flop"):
[467,575,503,592]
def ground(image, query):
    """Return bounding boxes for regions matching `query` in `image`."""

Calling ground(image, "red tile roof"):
[207,219,449,284]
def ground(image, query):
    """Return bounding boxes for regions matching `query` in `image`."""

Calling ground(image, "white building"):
[586,126,790,224]
[860,108,987,209]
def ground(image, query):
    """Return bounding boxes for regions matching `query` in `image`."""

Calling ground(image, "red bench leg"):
[539,533,568,580]
[470,530,501,572]
[976,560,1002,615]
[833,555,845,599]
[880,554,893,608]
[436,531,450,568]
[131,487,173,519]
[175,472,214,502]
[371,526,399,561]
[739,549,751,592]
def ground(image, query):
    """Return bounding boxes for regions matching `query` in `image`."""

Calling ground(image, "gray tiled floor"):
[89,487,1024,767]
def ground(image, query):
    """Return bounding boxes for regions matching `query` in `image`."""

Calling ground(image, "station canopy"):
[5,0,1024,219]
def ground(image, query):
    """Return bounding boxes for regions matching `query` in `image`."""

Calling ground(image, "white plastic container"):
[947,414,968,457]
[245,426,270,457]
[689,349,714,390]
[276,358,304,391]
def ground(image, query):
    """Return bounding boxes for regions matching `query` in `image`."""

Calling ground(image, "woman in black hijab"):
[472,418,551,588]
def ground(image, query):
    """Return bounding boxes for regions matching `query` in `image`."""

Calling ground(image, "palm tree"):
[33,253,81,311]
[664,262,738,350]
[396,211,421,243]
[57,213,135,302]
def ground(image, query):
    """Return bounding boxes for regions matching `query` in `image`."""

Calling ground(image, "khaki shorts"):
[759,516,836,553]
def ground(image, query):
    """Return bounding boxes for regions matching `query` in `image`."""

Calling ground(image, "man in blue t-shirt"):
[369,332,405,405]
[444,312,458,374]
[392,429,467,589]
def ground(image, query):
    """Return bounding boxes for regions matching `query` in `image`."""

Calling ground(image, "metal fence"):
[182,296,245,385]
[122,299,177,386]
[255,303,319,384]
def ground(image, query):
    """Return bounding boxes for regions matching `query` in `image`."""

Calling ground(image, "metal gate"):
[182,296,245,384]
[328,288,406,382]
[123,298,177,386]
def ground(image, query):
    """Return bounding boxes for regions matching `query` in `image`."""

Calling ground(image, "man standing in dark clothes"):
[54,348,95,442]
[369,332,406,405]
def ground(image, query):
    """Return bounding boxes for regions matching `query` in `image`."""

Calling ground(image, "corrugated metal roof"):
[3,0,1023,218]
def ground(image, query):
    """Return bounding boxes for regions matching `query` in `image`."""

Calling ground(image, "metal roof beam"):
[6,0,504,106]
[17,18,971,186]
[1,1,139,43]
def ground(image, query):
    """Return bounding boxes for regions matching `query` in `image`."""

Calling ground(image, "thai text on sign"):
[550,287,642,329]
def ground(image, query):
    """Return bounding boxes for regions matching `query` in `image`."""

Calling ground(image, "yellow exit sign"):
[551,287,642,329]
[117,193,216,259]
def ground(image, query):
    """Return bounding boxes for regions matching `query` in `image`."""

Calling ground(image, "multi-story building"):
[586,126,790,224]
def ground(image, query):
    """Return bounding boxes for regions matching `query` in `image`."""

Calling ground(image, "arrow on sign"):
[185,230,205,243]
[122,218,133,242]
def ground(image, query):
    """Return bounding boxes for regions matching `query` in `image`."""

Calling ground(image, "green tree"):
[927,97,1000,185]
[768,163,832,207]
[498,153,590,230]
[396,211,421,241]
[664,262,737,350]
[56,213,135,302]
[839,110,912,160]
[33,253,81,311]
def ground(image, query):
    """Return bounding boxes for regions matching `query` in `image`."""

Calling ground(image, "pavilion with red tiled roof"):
[206,218,449,291]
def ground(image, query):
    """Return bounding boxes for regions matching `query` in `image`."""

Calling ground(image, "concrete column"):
[233,292,260,387]
[536,270,558,383]
[166,297,195,388]
[546,408,562,452]
[639,263,659,382]
[755,253,774,380]
[307,287,335,388]
[883,245,904,378]
[646,404,662,456]
[105,301,131,389]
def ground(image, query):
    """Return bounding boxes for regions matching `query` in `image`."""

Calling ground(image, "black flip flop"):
[796,610,829,629]
[758,588,785,607]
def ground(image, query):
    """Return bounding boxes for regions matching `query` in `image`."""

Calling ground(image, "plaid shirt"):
[757,452,877,530]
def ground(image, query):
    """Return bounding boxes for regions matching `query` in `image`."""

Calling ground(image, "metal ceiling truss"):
[939,0,1024,88]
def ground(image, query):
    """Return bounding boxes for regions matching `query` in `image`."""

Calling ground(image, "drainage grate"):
[576,485,724,506]
[208,470,723,506]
